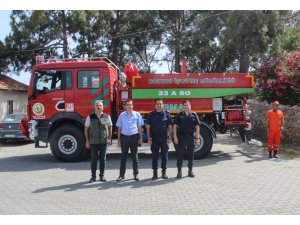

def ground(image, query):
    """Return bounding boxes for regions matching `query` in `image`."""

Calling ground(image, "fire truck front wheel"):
[50,124,87,162]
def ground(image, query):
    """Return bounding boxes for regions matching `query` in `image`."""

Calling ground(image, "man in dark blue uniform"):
[173,100,201,178]
[146,99,173,180]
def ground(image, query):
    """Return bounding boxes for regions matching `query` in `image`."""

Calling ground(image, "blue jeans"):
[90,144,107,179]
[120,134,139,176]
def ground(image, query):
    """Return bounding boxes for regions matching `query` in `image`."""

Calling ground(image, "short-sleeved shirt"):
[174,111,201,135]
[116,111,144,136]
[266,110,284,131]
[146,110,172,137]
[85,113,112,127]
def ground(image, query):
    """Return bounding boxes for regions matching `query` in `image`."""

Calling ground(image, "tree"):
[220,11,286,73]
[69,10,112,58]
[183,11,231,73]
[123,11,163,73]
[2,10,73,72]
[0,41,7,72]
[1,10,300,77]
[275,11,300,53]
[158,11,197,72]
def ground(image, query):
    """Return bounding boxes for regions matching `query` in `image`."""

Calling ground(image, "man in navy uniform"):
[146,99,173,180]
[173,100,201,178]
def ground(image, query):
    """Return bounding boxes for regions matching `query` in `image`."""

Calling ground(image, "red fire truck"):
[22,56,254,162]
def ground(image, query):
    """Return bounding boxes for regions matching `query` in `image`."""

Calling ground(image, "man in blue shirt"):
[146,99,172,180]
[116,99,144,181]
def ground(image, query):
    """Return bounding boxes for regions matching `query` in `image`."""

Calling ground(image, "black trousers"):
[120,134,139,176]
[177,135,194,170]
[238,127,246,142]
[90,144,107,179]
[151,136,169,170]
[245,130,252,142]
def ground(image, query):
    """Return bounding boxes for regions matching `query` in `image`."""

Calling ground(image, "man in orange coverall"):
[266,101,284,158]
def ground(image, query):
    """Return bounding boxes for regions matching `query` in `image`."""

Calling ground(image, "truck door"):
[29,70,73,120]
[74,69,108,118]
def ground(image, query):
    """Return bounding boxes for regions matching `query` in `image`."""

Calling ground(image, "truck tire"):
[49,124,88,162]
[194,125,213,159]
[173,125,213,160]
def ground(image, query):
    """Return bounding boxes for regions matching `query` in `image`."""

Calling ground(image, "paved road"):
[1,134,300,215]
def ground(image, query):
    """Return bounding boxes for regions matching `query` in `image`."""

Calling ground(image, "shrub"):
[255,49,300,106]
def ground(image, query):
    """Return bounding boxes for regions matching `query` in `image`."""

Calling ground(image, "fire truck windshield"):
[33,71,72,94]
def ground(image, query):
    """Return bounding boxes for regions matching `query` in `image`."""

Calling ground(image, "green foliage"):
[0,41,7,72]
[219,11,286,73]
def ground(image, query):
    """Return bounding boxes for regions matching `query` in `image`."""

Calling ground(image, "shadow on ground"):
[3,133,290,174]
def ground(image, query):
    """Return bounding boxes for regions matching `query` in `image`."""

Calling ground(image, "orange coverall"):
[266,110,284,152]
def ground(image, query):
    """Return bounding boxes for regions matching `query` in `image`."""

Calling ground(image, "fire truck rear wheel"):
[50,124,87,162]
[173,126,213,160]
[194,126,213,159]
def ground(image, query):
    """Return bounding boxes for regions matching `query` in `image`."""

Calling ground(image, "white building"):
[0,74,28,121]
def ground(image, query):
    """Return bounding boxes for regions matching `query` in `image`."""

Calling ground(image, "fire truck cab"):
[26,57,119,161]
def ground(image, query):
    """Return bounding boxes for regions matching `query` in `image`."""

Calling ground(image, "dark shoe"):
[134,175,139,181]
[152,170,158,180]
[268,152,272,158]
[162,169,168,179]
[273,151,278,158]
[116,176,125,182]
[188,170,195,178]
[100,175,107,182]
[89,178,96,183]
[177,171,182,179]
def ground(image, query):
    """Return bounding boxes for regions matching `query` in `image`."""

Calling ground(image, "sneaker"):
[116,176,125,182]
[89,178,96,183]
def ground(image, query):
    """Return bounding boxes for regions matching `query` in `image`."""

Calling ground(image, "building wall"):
[0,90,27,121]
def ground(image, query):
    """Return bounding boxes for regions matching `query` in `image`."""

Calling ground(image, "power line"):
[0,11,230,55]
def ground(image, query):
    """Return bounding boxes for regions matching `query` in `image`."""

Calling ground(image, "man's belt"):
[121,134,139,137]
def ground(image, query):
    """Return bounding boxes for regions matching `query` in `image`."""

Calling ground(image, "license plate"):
[4,134,15,138]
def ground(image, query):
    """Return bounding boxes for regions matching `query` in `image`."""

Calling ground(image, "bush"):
[255,49,300,106]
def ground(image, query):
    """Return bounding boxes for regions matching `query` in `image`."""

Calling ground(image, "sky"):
[0,10,11,41]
